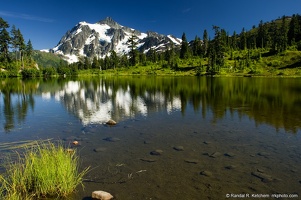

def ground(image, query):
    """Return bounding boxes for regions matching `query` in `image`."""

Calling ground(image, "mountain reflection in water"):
[1,76,301,199]
[0,76,301,133]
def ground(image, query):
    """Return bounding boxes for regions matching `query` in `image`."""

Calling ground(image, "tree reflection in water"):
[1,77,301,133]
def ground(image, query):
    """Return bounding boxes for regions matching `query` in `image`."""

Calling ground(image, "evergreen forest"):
[1,14,301,77]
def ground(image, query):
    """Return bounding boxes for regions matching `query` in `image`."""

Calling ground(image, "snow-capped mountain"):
[51,17,182,63]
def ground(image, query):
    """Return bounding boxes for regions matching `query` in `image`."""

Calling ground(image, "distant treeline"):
[1,14,301,77]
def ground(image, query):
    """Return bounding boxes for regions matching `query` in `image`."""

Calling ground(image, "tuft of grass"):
[0,141,89,199]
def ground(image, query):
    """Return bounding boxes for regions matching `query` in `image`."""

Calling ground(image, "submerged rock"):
[251,171,273,183]
[210,152,222,158]
[92,190,113,200]
[140,158,156,162]
[257,152,270,158]
[173,146,184,151]
[150,150,163,156]
[103,137,120,142]
[225,165,236,170]
[106,119,117,126]
[184,159,199,164]
[224,152,235,157]
[200,170,212,177]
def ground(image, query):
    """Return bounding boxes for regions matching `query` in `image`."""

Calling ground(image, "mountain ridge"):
[48,17,181,63]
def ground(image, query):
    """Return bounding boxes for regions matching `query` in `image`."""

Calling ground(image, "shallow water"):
[0,77,300,200]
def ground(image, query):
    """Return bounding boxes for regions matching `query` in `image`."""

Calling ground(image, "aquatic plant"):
[0,141,89,199]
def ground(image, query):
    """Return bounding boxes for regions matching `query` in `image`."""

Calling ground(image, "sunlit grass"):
[0,141,89,199]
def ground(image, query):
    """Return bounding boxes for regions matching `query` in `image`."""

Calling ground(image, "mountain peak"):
[52,18,181,63]
[97,17,121,29]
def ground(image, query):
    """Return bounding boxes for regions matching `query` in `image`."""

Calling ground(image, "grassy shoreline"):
[0,141,89,199]
[74,50,301,78]
[1,50,301,78]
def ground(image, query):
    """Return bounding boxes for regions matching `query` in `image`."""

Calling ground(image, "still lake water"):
[0,76,300,199]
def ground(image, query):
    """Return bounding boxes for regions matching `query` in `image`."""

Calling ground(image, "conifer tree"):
[192,35,202,57]
[164,43,176,67]
[0,17,10,62]
[10,26,25,64]
[25,40,33,59]
[279,16,288,52]
[220,29,228,49]
[110,50,119,69]
[103,55,110,70]
[84,57,91,69]
[202,29,209,57]
[231,31,238,50]
[212,26,225,70]
[11,25,18,59]
[257,20,263,48]
[288,14,301,45]
[270,21,280,52]
[126,31,139,66]
[91,57,99,69]
[239,28,247,50]
[180,32,189,59]
[207,26,226,73]
[120,54,129,68]
[147,47,157,63]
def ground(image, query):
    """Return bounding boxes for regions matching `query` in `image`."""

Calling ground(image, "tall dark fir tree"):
[192,35,202,57]
[288,14,301,45]
[202,29,209,57]
[0,17,10,62]
[126,31,139,66]
[180,32,189,59]
[26,40,34,58]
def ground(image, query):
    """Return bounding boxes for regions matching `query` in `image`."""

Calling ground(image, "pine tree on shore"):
[0,17,10,62]
[180,32,189,59]
[26,40,33,59]
[126,31,139,66]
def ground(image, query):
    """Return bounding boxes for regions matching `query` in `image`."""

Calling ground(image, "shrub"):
[42,67,57,76]
[0,71,8,78]
[21,68,42,77]
[0,141,89,199]
[296,41,301,51]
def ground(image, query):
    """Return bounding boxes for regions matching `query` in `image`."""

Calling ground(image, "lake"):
[0,76,300,199]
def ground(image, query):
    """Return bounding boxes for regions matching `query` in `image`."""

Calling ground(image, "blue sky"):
[1,0,301,50]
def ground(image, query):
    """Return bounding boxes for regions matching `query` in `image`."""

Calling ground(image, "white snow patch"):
[52,44,62,52]
[137,32,147,39]
[85,35,95,45]
[137,42,145,48]
[65,54,79,64]
[168,35,182,45]
[80,22,112,43]
[40,49,50,53]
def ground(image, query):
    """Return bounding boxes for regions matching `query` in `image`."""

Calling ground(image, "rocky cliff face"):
[51,17,181,63]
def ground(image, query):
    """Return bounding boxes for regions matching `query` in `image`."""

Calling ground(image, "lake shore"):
[75,66,301,78]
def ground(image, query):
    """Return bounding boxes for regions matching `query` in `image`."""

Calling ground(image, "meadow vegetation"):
[0,14,301,78]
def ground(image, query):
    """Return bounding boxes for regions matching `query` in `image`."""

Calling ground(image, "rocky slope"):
[50,17,181,63]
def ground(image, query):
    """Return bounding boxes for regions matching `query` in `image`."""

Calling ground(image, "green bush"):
[0,141,89,199]
[297,41,301,51]
[21,68,42,77]
[42,67,57,76]
[0,71,8,78]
